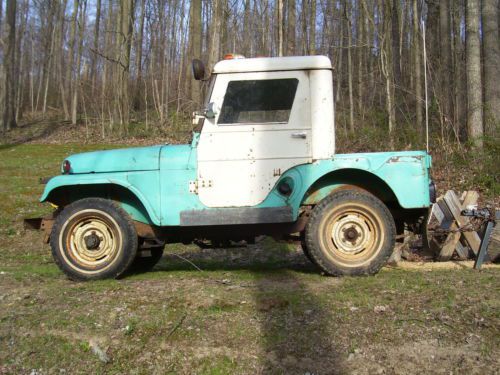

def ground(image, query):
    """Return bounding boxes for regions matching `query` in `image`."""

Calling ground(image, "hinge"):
[189,179,212,194]
[189,180,198,194]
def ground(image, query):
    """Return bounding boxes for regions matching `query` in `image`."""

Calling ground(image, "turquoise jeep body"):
[40,133,432,228]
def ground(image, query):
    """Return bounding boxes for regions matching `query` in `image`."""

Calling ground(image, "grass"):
[0,143,499,374]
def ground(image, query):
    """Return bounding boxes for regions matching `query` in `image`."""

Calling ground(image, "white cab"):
[197,56,335,208]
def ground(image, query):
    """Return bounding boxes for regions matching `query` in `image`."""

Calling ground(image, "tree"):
[412,0,423,136]
[89,0,101,84]
[287,0,296,55]
[465,0,483,148]
[381,0,396,136]
[309,0,316,54]
[482,0,500,135]
[440,0,453,128]
[188,0,202,105]
[345,1,354,132]
[277,0,284,56]
[116,0,135,129]
[207,0,223,70]
[71,0,86,125]
[2,0,17,132]
[0,0,4,32]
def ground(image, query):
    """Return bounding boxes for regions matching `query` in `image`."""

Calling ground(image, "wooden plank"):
[443,191,481,255]
[438,229,461,261]
[459,191,467,203]
[437,200,454,230]
[462,191,480,209]
[454,191,480,259]
[431,203,445,225]
[455,241,469,260]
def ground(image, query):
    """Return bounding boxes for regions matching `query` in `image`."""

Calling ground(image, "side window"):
[218,78,299,124]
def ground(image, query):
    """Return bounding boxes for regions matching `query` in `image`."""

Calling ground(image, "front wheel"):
[305,189,396,276]
[50,198,138,281]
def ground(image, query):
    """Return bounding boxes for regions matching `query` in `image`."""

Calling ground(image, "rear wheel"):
[50,198,138,281]
[305,190,395,276]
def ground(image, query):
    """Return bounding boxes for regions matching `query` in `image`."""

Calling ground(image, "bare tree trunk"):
[309,0,316,54]
[440,0,453,129]
[412,0,423,137]
[15,0,28,121]
[188,0,202,105]
[482,0,500,135]
[0,0,3,30]
[208,0,222,70]
[301,0,307,54]
[133,0,145,110]
[134,0,144,80]
[58,0,70,120]
[277,0,284,56]
[335,3,344,105]
[65,0,78,121]
[2,0,17,132]
[465,0,483,148]
[453,0,467,139]
[90,0,101,84]
[43,13,56,115]
[345,1,354,132]
[71,0,86,125]
[391,0,401,87]
[117,0,134,130]
[357,1,364,116]
[243,0,251,56]
[287,0,296,55]
[381,0,396,137]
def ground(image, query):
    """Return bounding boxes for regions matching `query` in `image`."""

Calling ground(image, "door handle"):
[291,132,307,139]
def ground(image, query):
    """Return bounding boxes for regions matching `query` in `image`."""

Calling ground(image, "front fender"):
[40,171,161,225]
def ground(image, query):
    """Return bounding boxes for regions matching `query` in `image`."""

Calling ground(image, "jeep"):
[26,55,435,280]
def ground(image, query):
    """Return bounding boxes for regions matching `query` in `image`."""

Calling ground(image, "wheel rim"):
[319,202,385,268]
[59,209,122,274]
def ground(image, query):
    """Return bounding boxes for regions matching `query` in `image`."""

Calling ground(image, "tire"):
[305,189,396,276]
[300,231,317,265]
[50,198,138,281]
[130,247,164,272]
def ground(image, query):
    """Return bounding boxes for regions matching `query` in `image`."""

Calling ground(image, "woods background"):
[0,0,498,150]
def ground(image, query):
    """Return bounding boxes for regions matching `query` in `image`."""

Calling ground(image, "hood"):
[65,145,163,174]
[159,144,194,170]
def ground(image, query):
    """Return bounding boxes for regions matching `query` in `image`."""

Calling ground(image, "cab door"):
[197,71,311,208]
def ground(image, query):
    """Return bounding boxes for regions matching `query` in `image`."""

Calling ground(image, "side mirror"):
[204,102,217,119]
[192,59,205,80]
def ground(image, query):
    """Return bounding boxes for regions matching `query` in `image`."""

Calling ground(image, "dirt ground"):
[1,236,499,375]
[0,141,499,374]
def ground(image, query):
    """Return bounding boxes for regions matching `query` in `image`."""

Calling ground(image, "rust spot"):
[388,155,423,163]
[134,221,158,238]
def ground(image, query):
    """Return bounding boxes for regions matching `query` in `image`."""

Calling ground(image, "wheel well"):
[45,184,154,224]
[301,169,427,234]
[302,169,399,207]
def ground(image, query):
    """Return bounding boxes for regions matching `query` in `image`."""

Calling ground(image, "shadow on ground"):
[146,243,346,374]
